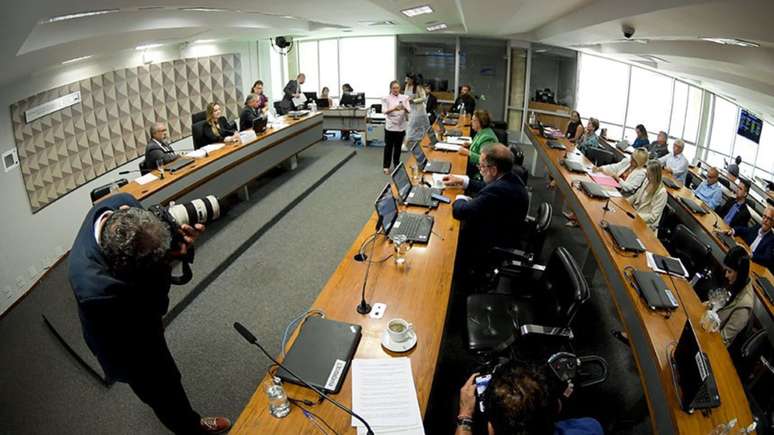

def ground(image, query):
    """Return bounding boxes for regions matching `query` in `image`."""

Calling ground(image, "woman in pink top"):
[381,80,411,174]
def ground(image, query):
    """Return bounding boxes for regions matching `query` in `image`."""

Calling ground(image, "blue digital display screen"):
[738,110,762,144]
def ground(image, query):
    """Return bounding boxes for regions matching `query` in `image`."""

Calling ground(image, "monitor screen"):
[374,185,397,233]
[410,144,427,167]
[738,109,762,144]
[391,163,412,201]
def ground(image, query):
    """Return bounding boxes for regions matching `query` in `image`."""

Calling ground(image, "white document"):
[351,358,424,432]
[239,129,257,144]
[431,173,446,189]
[292,93,307,108]
[645,252,689,278]
[185,150,208,159]
[357,424,425,435]
[445,137,470,145]
[434,142,460,152]
[201,143,225,153]
[134,173,158,185]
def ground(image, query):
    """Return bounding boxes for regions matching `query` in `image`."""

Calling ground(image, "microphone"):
[357,233,380,315]
[232,322,374,435]
[118,169,143,175]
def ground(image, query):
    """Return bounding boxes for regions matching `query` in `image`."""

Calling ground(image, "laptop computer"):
[411,143,451,174]
[754,274,774,304]
[442,118,457,125]
[276,316,362,394]
[604,224,646,253]
[315,98,331,109]
[631,270,679,311]
[671,320,721,412]
[374,184,434,243]
[390,162,440,208]
[252,116,268,133]
[680,197,708,214]
[548,140,566,150]
[662,177,681,189]
[580,181,610,199]
[714,231,738,249]
[561,159,587,173]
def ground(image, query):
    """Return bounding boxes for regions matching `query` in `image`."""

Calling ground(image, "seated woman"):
[592,148,649,196]
[627,160,668,231]
[632,124,650,148]
[717,246,754,346]
[250,80,270,113]
[458,110,498,177]
[320,87,333,108]
[577,117,601,154]
[565,110,583,143]
[203,102,238,145]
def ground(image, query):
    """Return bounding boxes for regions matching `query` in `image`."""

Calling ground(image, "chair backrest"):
[90,179,128,203]
[138,159,149,175]
[493,128,507,144]
[192,111,206,125]
[274,101,286,115]
[669,224,711,276]
[191,120,207,150]
[527,202,552,259]
[540,246,590,327]
[585,147,616,166]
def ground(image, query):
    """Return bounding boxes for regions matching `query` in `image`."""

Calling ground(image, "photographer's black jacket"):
[68,193,173,382]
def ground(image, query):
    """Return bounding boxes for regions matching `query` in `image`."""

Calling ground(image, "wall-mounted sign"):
[24,91,81,124]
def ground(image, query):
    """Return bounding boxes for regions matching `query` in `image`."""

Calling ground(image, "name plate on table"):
[239,130,257,144]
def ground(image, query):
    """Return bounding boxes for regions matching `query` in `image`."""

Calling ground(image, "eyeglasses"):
[477,163,494,170]
[763,214,774,222]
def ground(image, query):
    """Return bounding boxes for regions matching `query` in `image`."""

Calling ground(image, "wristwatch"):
[456,415,474,431]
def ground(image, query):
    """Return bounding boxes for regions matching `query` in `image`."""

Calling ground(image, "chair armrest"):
[519,324,574,340]
[490,247,534,264]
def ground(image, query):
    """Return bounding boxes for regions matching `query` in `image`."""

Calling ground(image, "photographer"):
[455,363,602,435]
[68,192,229,434]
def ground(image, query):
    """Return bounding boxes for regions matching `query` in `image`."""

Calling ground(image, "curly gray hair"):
[100,207,172,278]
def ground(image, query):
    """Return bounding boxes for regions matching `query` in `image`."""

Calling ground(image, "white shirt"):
[658,152,689,183]
[751,228,770,252]
[93,211,113,245]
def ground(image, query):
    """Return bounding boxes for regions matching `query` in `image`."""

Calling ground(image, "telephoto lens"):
[167,195,221,226]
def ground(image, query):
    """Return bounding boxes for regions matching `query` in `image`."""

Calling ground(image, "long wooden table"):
[527,128,753,434]
[231,120,470,433]
[120,113,323,206]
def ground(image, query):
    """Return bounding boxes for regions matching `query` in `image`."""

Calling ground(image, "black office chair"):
[584,147,616,166]
[668,224,712,280]
[657,203,680,244]
[274,101,286,116]
[466,247,590,356]
[510,145,529,185]
[138,159,149,175]
[192,120,207,150]
[192,111,206,125]
[90,179,128,203]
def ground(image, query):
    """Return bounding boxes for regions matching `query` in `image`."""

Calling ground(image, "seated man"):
[451,84,476,114]
[648,131,670,158]
[717,178,751,227]
[455,362,603,435]
[443,144,529,270]
[658,139,689,184]
[144,122,178,169]
[693,166,723,210]
[239,93,263,131]
[728,205,774,272]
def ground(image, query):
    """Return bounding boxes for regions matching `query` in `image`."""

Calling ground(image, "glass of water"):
[707,288,731,311]
[264,377,290,418]
[700,309,721,333]
[410,163,422,184]
[391,234,410,266]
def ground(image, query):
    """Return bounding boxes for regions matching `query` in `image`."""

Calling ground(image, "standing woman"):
[565,110,584,143]
[403,73,418,98]
[203,102,237,145]
[406,81,430,144]
[627,160,668,231]
[250,80,269,113]
[382,80,411,174]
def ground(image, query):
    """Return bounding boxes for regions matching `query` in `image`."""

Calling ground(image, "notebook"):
[632,270,679,310]
[590,173,621,189]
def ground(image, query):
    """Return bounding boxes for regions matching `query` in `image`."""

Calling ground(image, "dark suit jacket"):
[144,139,177,168]
[451,94,476,114]
[202,117,237,145]
[718,199,751,228]
[283,80,300,109]
[239,106,260,131]
[426,93,438,124]
[68,193,173,382]
[452,172,529,265]
[734,224,774,271]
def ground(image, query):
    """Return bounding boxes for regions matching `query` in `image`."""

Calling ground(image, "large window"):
[626,67,673,134]
[319,39,339,97]
[669,81,688,139]
[757,123,774,178]
[708,97,738,156]
[298,41,320,94]
[577,55,629,127]
[684,86,702,143]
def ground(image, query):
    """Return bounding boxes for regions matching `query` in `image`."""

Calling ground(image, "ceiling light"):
[534,49,548,53]
[42,9,119,24]
[426,23,447,32]
[402,5,433,17]
[136,43,163,50]
[701,37,759,47]
[180,7,228,13]
[62,55,93,65]
[193,39,216,44]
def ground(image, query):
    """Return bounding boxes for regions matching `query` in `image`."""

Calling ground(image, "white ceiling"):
[4,0,774,122]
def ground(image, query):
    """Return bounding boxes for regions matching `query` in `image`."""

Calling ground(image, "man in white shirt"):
[658,139,689,183]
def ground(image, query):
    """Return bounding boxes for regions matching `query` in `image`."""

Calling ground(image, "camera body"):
[622,24,635,39]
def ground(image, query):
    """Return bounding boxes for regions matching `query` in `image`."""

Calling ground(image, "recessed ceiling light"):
[701,37,759,47]
[180,7,229,13]
[136,43,163,50]
[426,23,447,32]
[42,9,120,24]
[193,39,216,44]
[62,55,93,65]
[402,5,433,17]
[534,49,548,53]
[282,15,298,19]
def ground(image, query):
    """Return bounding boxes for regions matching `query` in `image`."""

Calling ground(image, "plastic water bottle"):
[709,418,737,435]
[265,377,290,418]
[309,100,317,113]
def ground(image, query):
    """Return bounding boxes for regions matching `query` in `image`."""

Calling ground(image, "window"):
[708,96,738,156]
[319,39,339,97]
[684,86,702,143]
[669,82,688,139]
[756,122,774,175]
[733,135,757,169]
[577,54,629,125]
[339,36,396,105]
[683,143,697,162]
[269,47,288,103]
[626,67,673,134]
[298,41,320,94]
[707,150,727,168]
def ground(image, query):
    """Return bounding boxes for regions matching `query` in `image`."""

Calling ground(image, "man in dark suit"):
[239,93,262,131]
[450,84,476,114]
[443,143,529,272]
[282,73,306,111]
[144,123,178,169]
[68,193,230,434]
[730,205,774,272]
[717,178,751,228]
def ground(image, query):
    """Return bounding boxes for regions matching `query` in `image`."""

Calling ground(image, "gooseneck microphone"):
[357,232,380,315]
[118,169,143,175]
[232,322,374,435]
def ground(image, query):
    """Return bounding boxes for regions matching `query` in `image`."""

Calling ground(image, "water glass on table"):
[391,234,410,266]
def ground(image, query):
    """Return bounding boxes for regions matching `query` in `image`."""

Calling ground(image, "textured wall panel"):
[11,53,243,212]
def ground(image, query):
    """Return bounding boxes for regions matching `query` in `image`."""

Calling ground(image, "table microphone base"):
[356,301,372,315]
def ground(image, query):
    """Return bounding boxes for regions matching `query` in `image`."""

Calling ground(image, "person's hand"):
[455,194,471,202]
[726,229,734,236]
[457,147,470,156]
[170,223,205,257]
[442,175,465,187]
[591,167,600,173]
[458,373,479,418]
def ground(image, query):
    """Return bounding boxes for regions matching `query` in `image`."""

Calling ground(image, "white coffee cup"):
[387,318,413,343]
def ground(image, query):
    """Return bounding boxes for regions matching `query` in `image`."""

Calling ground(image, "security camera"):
[622,24,635,39]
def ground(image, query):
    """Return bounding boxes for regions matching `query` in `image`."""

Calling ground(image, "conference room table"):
[120,112,323,205]
[230,118,470,433]
[527,127,753,434]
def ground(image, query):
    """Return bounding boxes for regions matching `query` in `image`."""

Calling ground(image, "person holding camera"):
[68,192,230,434]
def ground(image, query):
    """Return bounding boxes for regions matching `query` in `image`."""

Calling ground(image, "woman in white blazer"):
[628,160,668,232]
[592,148,649,196]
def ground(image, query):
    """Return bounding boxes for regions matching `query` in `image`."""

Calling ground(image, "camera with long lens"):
[147,195,221,284]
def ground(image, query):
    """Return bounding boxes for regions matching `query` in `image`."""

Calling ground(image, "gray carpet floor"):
[1,140,652,434]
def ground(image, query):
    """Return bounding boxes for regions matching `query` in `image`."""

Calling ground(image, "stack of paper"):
[134,173,158,185]
[185,149,208,159]
[201,143,225,153]
[431,173,446,189]
[589,173,620,189]
[646,252,689,278]
[445,137,470,145]
[434,142,460,152]
[352,358,424,435]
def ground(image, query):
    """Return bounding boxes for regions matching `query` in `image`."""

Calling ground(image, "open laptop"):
[604,223,646,253]
[374,184,434,243]
[410,143,451,174]
[390,162,440,208]
[631,270,679,311]
[561,158,587,173]
[276,316,361,393]
[662,177,681,189]
[680,196,708,214]
[580,181,610,199]
[548,140,566,150]
[671,321,721,412]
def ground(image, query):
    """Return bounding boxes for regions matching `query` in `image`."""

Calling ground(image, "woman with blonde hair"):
[203,102,237,145]
[628,160,668,231]
[592,148,649,196]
